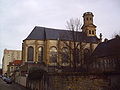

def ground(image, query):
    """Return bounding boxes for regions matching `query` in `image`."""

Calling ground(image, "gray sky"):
[0,0,120,67]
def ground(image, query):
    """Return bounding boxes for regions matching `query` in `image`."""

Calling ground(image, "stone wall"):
[26,74,109,90]
[49,75,109,90]
[16,76,27,87]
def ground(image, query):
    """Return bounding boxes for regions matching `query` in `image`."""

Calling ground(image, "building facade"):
[2,49,22,75]
[7,60,23,77]
[18,12,113,90]
[90,35,120,90]
[22,12,100,65]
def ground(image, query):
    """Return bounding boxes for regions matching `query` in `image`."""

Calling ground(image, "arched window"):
[84,48,90,64]
[89,30,91,34]
[11,67,14,71]
[27,46,34,61]
[38,47,44,62]
[61,47,70,63]
[49,47,57,63]
[92,30,94,34]
[90,18,92,20]
[72,48,80,64]
[86,17,88,20]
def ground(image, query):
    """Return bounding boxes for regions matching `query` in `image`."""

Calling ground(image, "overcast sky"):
[0,0,120,66]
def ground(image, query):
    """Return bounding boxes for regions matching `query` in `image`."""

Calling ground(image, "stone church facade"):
[20,12,111,90]
[22,12,100,65]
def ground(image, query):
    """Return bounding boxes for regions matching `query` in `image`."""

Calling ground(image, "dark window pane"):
[89,30,91,34]
[27,46,34,61]
[61,47,70,63]
[38,47,43,62]
[49,47,57,63]
[92,31,94,34]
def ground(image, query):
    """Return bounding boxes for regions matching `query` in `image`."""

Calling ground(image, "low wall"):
[15,76,27,87]
[27,74,109,90]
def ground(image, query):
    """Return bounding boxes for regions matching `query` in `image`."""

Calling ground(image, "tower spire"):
[81,12,96,36]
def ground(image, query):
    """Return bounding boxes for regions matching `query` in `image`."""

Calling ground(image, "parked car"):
[2,76,7,81]
[5,78,12,84]
[0,75,2,78]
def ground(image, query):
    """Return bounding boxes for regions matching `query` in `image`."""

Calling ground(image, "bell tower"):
[81,12,96,36]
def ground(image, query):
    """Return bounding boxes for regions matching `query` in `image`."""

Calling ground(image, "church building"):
[22,12,100,65]
[20,12,110,90]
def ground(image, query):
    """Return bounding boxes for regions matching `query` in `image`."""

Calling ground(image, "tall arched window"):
[89,30,91,34]
[49,47,57,63]
[84,48,90,64]
[72,48,80,64]
[61,47,69,63]
[27,46,34,61]
[38,46,43,62]
[92,30,94,34]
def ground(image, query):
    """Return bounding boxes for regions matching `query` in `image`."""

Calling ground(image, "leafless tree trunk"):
[63,18,87,70]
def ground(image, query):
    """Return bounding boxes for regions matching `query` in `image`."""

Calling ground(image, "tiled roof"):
[92,36,120,58]
[25,26,100,43]
[10,60,23,66]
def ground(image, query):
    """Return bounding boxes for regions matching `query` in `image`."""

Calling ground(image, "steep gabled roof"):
[26,27,45,40]
[92,36,120,58]
[25,26,100,43]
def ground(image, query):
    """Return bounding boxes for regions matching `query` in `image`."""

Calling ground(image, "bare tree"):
[111,31,120,39]
[61,18,87,70]
[66,18,82,32]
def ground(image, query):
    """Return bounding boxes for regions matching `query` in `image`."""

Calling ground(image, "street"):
[0,78,29,90]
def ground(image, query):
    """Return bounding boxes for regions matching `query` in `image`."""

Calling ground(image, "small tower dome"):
[82,12,96,36]
[83,12,94,25]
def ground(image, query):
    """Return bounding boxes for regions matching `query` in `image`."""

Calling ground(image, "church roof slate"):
[25,26,100,43]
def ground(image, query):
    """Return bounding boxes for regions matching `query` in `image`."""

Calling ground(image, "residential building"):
[7,60,23,77]
[2,49,22,75]
[91,35,120,90]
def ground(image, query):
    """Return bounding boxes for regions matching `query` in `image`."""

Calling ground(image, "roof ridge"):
[25,26,100,43]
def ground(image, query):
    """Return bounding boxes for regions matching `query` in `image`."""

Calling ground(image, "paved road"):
[0,78,29,90]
